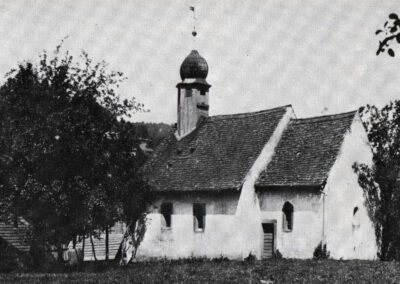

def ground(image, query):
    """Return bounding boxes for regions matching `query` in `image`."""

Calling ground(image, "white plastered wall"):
[324,115,377,259]
[136,192,243,259]
[137,110,377,260]
[236,107,294,259]
[258,189,322,258]
[138,107,294,260]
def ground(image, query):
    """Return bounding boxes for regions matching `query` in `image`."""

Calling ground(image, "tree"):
[0,44,150,263]
[353,102,400,260]
[132,122,172,148]
[352,14,400,260]
[376,13,400,57]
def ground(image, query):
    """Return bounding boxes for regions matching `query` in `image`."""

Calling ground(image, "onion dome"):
[180,50,208,81]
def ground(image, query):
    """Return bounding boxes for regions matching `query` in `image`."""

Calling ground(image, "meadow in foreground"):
[0,258,399,283]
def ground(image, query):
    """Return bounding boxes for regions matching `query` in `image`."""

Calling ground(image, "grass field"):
[0,258,399,283]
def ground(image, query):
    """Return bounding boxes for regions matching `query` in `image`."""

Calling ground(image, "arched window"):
[282,202,294,232]
[193,203,206,232]
[161,203,173,229]
[352,206,360,231]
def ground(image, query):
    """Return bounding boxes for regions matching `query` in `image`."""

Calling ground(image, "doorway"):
[262,222,275,258]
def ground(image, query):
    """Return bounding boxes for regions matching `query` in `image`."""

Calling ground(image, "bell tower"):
[176,50,211,138]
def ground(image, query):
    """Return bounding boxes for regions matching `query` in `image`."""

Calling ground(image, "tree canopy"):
[353,102,400,260]
[351,15,400,260]
[376,13,400,57]
[0,46,150,260]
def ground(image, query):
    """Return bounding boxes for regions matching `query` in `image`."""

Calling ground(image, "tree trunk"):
[105,227,109,261]
[57,244,64,263]
[82,235,85,262]
[90,234,97,261]
[82,235,86,262]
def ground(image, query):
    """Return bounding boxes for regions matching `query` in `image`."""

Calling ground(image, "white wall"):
[139,107,294,260]
[324,115,377,259]
[235,107,294,259]
[258,189,322,258]
[138,110,377,260]
[256,114,377,260]
[137,192,243,259]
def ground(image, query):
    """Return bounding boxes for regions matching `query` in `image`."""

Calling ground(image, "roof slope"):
[142,106,290,191]
[256,111,357,187]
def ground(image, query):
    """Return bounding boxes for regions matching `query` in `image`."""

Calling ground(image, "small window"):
[218,202,227,214]
[282,202,294,232]
[352,206,360,231]
[161,203,173,229]
[193,203,206,232]
[185,88,192,97]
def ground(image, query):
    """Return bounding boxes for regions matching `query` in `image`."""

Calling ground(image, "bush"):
[313,242,330,259]
[0,238,31,272]
[212,255,229,263]
[244,252,256,263]
[273,249,283,259]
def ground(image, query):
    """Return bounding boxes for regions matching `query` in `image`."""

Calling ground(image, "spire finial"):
[190,6,197,38]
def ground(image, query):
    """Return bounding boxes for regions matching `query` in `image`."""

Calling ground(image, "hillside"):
[132,122,172,148]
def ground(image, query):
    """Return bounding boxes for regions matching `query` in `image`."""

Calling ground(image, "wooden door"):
[262,223,274,258]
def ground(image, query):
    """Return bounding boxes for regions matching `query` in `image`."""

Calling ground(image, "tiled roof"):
[256,111,357,187]
[142,106,290,191]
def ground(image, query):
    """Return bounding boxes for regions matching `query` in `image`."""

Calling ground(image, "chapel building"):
[137,50,377,260]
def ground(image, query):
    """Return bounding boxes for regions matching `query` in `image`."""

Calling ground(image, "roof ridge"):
[294,110,357,124]
[209,105,292,120]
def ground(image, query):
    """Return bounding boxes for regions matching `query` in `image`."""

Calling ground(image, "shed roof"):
[256,111,357,187]
[0,218,31,253]
[142,106,290,191]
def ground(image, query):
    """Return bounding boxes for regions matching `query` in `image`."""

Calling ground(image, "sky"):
[0,0,399,123]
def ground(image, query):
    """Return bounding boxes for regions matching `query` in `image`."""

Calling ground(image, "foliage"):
[0,44,149,261]
[2,259,400,283]
[376,13,400,57]
[212,255,229,263]
[118,171,152,264]
[313,242,330,260]
[119,212,149,265]
[132,122,172,148]
[353,102,400,260]
[244,252,256,263]
[0,238,31,272]
[356,15,400,259]
[272,249,283,260]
